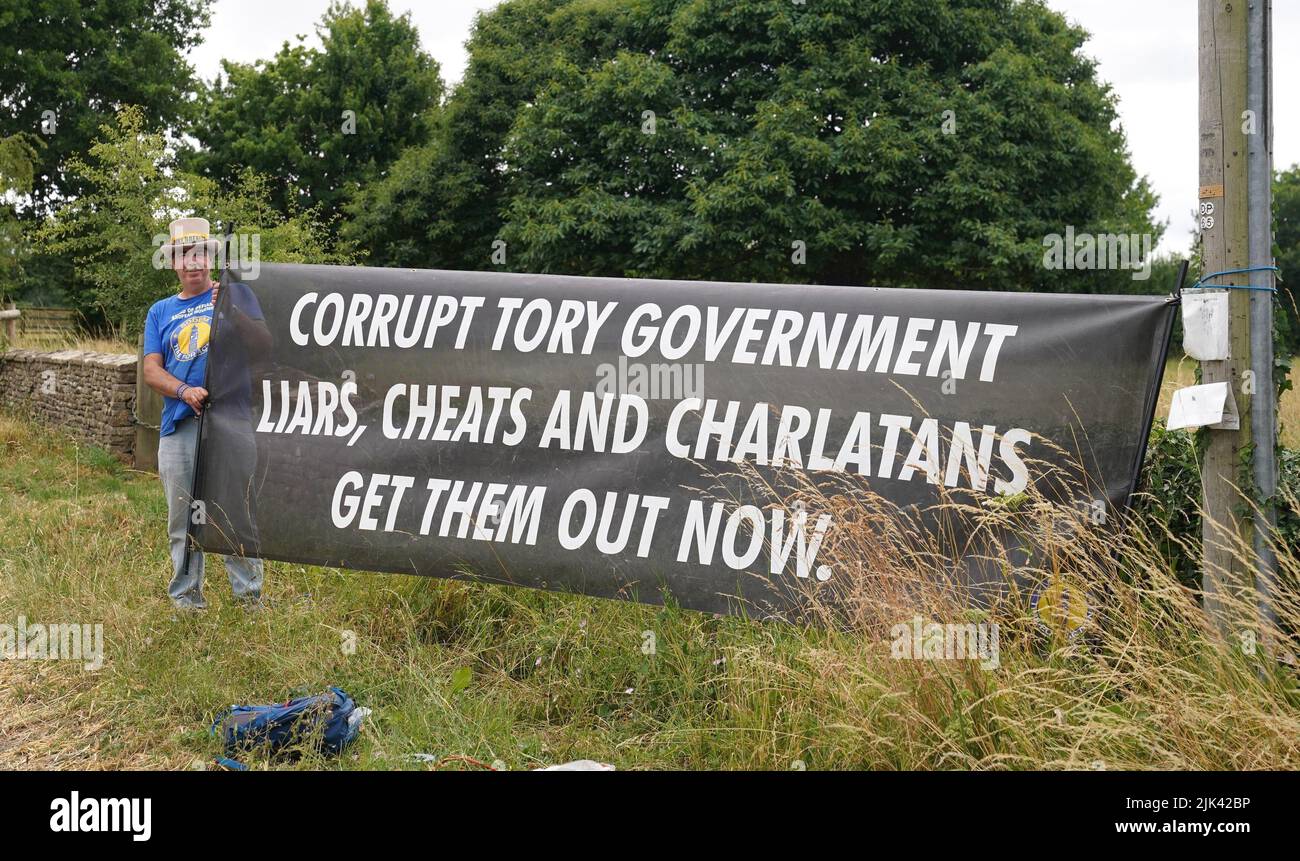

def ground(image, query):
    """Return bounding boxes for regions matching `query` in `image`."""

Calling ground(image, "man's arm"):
[142,353,207,415]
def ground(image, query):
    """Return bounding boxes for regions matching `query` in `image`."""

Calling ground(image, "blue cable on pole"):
[1183,264,1281,293]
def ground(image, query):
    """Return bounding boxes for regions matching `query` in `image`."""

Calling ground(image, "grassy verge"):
[2,411,1298,770]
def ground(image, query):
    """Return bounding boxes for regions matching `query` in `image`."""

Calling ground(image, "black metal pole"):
[1173,257,1190,300]
[179,224,232,584]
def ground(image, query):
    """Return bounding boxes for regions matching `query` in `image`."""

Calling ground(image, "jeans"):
[158,415,263,608]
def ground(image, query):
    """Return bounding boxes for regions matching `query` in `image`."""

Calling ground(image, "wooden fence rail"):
[16,306,80,335]
[0,304,18,341]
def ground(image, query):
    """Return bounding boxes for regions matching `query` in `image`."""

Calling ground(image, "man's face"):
[172,246,211,293]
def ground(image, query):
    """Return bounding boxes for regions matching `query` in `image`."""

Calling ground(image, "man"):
[143,217,267,610]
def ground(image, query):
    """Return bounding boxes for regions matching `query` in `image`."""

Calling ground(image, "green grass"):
[0,412,833,770]
[2,411,1299,770]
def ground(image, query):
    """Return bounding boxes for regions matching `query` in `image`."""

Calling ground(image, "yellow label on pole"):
[1200,184,1225,198]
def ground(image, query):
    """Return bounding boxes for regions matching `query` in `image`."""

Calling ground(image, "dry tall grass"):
[701,436,1300,770]
[1,332,134,355]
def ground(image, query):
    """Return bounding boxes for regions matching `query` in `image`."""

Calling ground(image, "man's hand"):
[181,385,209,415]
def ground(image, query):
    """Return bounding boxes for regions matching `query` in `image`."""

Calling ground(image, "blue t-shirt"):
[144,283,263,437]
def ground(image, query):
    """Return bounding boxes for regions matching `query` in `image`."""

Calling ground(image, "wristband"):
[176,383,189,399]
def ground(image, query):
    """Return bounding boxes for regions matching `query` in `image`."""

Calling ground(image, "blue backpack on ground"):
[211,687,362,760]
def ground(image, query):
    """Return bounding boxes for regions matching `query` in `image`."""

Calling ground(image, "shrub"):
[1135,422,1300,590]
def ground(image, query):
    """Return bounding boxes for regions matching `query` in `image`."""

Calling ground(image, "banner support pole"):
[180,223,233,586]
[1198,0,1275,642]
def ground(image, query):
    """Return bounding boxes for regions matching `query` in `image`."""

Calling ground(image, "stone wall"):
[0,349,138,461]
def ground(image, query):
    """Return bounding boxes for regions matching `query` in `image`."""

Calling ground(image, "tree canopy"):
[185,0,443,228]
[346,0,1159,294]
[8,0,1238,328]
[0,0,211,214]
[1275,165,1300,353]
[37,107,353,328]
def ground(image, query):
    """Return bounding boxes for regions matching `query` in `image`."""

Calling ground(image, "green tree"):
[37,107,353,330]
[348,0,1158,293]
[345,0,664,269]
[33,108,181,326]
[0,0,211,214]
[186,0,443,228]
[1274,164,1300,353]
[0,133,41,293]
[1,0,213,309]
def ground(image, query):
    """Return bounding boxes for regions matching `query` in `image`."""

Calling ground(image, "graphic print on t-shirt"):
[145,283,262,438]
[172,315,211,362]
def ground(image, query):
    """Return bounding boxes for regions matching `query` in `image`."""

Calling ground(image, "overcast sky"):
[189,0,1299,258]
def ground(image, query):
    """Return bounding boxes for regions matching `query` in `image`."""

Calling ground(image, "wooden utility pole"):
[1198,0,1276,637]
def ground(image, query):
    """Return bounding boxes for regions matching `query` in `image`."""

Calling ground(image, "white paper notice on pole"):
[1167,381,1240,430]
[1182,291,1231,361]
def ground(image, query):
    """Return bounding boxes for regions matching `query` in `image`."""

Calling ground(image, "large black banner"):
[194,263,1175,618]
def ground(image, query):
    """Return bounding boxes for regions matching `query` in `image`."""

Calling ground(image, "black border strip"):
[1122,260,1188,510]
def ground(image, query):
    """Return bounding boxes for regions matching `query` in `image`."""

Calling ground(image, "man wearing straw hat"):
[142,217,265,610]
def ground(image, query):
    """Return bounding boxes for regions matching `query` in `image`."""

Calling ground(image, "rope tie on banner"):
[1183,264,1281,293]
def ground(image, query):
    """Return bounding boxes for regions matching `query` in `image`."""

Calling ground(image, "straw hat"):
[161,217,220,261]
